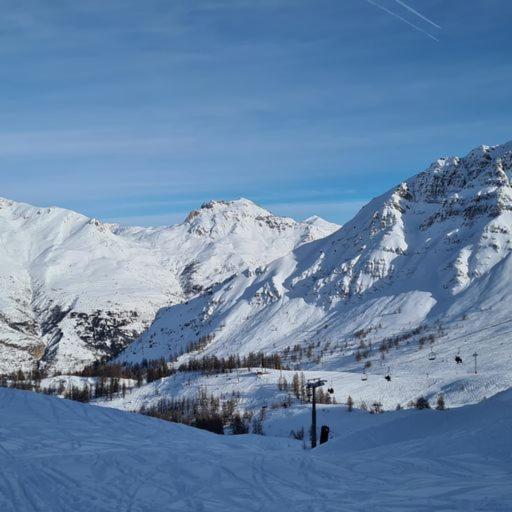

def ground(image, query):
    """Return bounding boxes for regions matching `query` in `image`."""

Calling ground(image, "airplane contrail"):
[393,0,441,29]
[364,0,439,42]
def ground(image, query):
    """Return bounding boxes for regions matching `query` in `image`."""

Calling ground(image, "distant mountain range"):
[0,197,337,373]
[4,139,512,398]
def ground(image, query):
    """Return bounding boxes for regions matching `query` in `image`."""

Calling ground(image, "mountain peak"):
[184,198,277,228]
[408,139,512,206]
[467,140,512,160]
[198,198,271,216]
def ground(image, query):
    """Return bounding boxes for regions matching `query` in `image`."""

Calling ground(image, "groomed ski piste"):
[0,387,510,511]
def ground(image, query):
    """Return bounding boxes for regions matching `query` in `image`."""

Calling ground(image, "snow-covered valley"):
[3,142,512,416]
[2,141,512,510]
[98,141,512,414]
[0,140,512,512]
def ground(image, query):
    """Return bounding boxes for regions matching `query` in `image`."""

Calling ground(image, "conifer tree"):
[292,373,300,399]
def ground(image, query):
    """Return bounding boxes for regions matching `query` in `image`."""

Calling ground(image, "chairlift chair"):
[428,350,436,361]
[384,366,391,381]
[327,377,335,394]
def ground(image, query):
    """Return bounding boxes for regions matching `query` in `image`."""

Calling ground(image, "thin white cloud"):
[0,130,193,157]
[393,0,441,29]
[364,0,439,42]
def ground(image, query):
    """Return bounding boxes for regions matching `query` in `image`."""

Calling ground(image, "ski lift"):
[361,371,368,381]
[454,348,463,364]
[428,349,436,361]
[384,367,391,382]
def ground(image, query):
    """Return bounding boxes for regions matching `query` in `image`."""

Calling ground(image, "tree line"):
[177,352,286,373]
[139,388,264,435]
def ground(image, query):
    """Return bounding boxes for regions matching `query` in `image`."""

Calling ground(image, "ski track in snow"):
[0,387,511,511]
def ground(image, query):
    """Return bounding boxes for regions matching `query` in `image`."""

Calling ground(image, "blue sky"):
[1,0,511,226]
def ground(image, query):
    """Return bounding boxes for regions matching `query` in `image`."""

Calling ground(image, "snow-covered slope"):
[119,141,512,405]
[0,197,337,373]
[1,386,511,511]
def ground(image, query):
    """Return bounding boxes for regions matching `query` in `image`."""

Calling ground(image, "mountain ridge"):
[0,196,338,373]
[117,140,512,409]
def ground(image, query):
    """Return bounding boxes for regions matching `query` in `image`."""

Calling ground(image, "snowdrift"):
[0,387,510,511]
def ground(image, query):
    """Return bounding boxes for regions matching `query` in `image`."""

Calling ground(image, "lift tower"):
[306,378,326,448]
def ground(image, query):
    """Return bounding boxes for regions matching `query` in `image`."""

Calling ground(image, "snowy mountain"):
[0,197,338,373]
[2,385,511,511]
[118,141,512,405]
